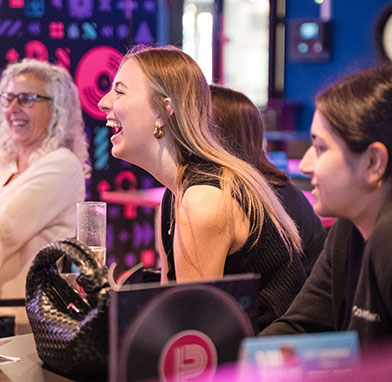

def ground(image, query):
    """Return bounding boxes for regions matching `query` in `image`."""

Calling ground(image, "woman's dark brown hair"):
[210,84,289,186]
[316,64,392,177]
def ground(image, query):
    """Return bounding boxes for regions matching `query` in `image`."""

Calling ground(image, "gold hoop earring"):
[154,122,165,139]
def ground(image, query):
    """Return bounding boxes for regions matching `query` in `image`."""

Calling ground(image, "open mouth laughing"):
[106,120,123,135]
[10,119,28,128]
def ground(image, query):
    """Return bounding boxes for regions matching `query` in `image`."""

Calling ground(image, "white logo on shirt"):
[352,305,381,322]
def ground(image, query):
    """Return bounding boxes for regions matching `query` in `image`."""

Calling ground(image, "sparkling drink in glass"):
[76,201,107,265]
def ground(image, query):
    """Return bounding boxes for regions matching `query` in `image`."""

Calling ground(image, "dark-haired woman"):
[210,85,326,275]
[261,64,392,344]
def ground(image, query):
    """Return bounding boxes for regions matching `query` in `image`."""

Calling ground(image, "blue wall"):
[285,0,391,131]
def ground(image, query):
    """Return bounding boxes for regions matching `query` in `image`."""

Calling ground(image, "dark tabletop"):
[0,334,75,382]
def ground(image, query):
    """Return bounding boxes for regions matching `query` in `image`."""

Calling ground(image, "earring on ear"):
[154,120,165,139]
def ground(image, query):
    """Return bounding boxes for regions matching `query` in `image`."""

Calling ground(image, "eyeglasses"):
[0,92,52,108]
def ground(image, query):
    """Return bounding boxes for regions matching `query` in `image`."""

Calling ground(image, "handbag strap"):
[26,238,109,307]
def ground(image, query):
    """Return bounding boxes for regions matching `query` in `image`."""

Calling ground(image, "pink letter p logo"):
[160,330,217,382]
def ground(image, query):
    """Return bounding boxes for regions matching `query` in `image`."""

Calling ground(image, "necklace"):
[3,172,20,186]
[168,193,175,235]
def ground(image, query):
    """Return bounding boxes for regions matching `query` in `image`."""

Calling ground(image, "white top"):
[0,147,85,333]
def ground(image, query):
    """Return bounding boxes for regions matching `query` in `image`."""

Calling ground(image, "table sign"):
[239,331,359,381]
[109,274,261,382]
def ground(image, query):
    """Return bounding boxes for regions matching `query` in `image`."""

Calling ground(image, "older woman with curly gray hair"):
[0,59,89,335]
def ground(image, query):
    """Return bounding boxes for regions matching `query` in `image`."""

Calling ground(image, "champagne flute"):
[76,201,107,265]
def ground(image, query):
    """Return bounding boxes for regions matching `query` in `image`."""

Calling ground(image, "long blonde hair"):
[124,45,301,254]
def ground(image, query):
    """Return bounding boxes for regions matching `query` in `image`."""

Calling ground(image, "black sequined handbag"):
[25,239,110,381]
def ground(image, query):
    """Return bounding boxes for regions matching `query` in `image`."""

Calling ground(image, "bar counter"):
[0,334,75,382]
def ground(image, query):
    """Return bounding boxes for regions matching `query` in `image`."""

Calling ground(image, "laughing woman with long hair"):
[98,45,306,330]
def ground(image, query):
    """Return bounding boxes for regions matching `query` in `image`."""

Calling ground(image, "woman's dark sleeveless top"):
[160,161,306,331]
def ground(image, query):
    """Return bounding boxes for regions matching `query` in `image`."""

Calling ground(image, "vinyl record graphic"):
[118,285,253,382]
[75,46,122,120]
